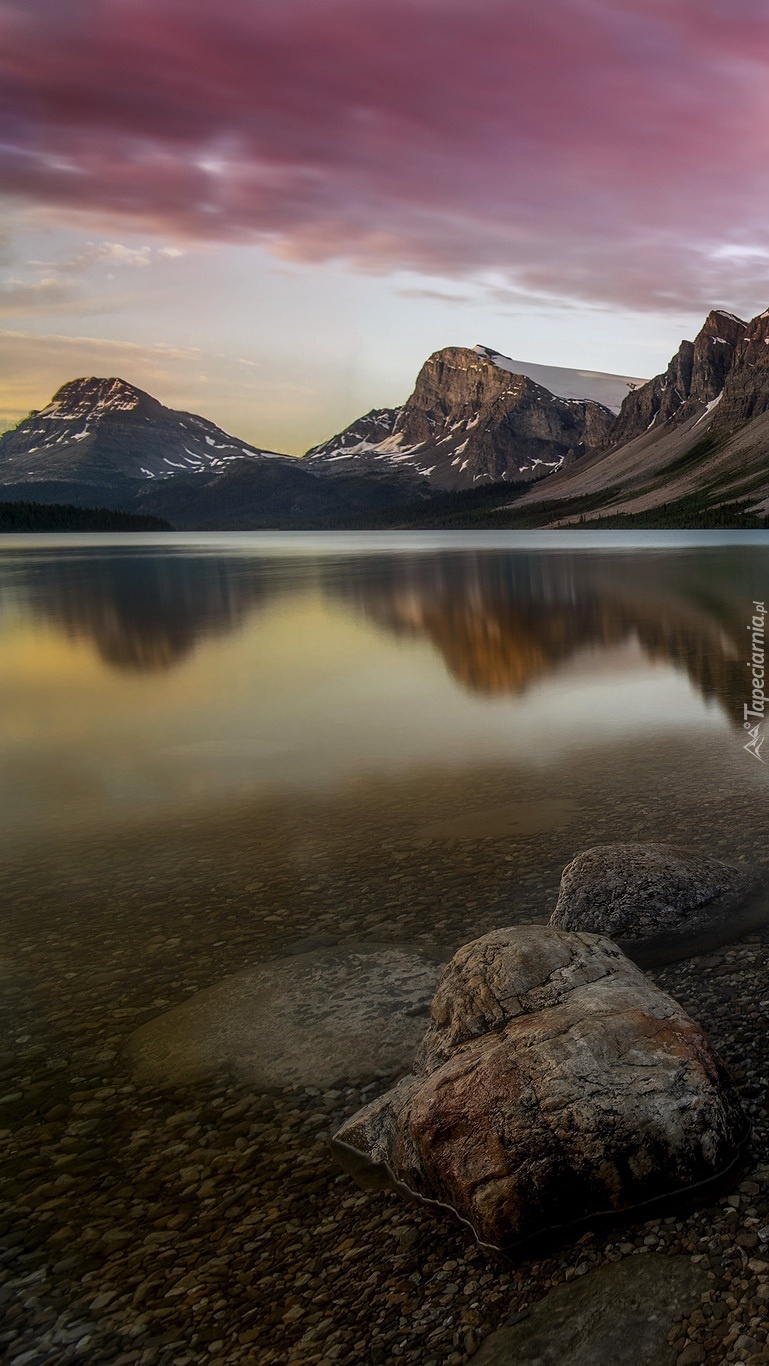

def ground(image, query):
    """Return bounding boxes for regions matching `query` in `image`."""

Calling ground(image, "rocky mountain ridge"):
[714,306,769,427]
[606,309,747,448]
[512,302,769,522]
[305,345,617,490]
[5,302,769,528]
[303,302,769,524]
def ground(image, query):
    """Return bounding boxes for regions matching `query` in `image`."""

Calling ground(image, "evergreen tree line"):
[0,501,172,532]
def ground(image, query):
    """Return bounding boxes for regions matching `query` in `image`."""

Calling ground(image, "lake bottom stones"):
[332,926,749,1251]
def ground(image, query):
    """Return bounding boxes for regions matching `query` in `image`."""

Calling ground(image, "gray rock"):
[549,843,757,960]
[472,1253,707,1365]
[332,927,747,1251]
[124,943,447,1089]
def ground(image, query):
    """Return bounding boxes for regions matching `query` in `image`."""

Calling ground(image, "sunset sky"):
[2,0,769,454]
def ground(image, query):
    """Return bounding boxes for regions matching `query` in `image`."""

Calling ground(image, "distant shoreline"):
[0,501,172,533]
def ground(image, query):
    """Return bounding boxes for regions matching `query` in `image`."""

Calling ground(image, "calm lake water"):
[3,530,769,1361]
[2,529,769,857]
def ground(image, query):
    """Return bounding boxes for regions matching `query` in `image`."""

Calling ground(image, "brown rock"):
[676,1344,706,1366]
[715,306,769,426]
[332,927,748,1251]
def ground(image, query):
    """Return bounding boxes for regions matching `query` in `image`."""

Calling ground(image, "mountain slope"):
[0,377,425,528]
[305,346,615,490]
[0,376,290,487]
[510,306,769,522]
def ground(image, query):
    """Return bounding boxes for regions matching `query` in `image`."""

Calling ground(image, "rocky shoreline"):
[4,933,769,1365]
[3,748,769,1364]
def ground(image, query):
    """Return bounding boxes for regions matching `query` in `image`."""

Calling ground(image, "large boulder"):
[331,927,748,1251]
[549,843,757,962]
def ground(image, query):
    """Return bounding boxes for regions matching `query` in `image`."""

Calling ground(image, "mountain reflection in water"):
[327,551,753,726]
[0,543,760,730]
[1,550,288,672]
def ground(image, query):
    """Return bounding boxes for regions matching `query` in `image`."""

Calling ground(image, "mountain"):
[0,375,291,485]
[510,305,769,523]
[8,308,769,532]
[714,306,769,426]
[304,345,617,490]
[0,377,423,528]
[303,309,769,526]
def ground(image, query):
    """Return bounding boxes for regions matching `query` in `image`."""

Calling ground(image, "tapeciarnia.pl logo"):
[744,600,767,762]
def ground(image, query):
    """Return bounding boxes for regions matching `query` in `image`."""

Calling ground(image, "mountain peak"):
[307,345,616,490]
[45,376,149,416]
[709,303,769,427]
[707,308,748,326]
[0,374,291,492]
[606,305,749,448]
[469,344,645,414]
[698,310,747,346]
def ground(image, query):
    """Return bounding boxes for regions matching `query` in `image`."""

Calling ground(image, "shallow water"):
[3,530,769,1361]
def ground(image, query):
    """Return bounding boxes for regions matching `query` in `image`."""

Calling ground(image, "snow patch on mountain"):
[471,345,647,414]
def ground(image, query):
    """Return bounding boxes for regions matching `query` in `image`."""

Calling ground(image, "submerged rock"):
[472,1252,708,1366]
[125,943,446,1089]
[549,843,757,959]
[332,927,747,1251]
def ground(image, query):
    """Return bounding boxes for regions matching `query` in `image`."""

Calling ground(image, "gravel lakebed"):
[3,747,769,1365]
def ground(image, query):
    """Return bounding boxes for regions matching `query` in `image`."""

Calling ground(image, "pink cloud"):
[2,0,769,312]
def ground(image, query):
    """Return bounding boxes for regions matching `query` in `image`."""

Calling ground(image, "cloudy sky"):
[2,0,769,453]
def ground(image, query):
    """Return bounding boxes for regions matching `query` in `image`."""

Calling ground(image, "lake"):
[2,530,768,854]
[2,529,769,1361]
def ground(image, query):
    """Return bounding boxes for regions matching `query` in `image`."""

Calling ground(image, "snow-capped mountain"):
[0,376,289,486]
[306,407,402,465]
[9,306,769,531]
[304,345,616,490]
[0,376,424,527]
